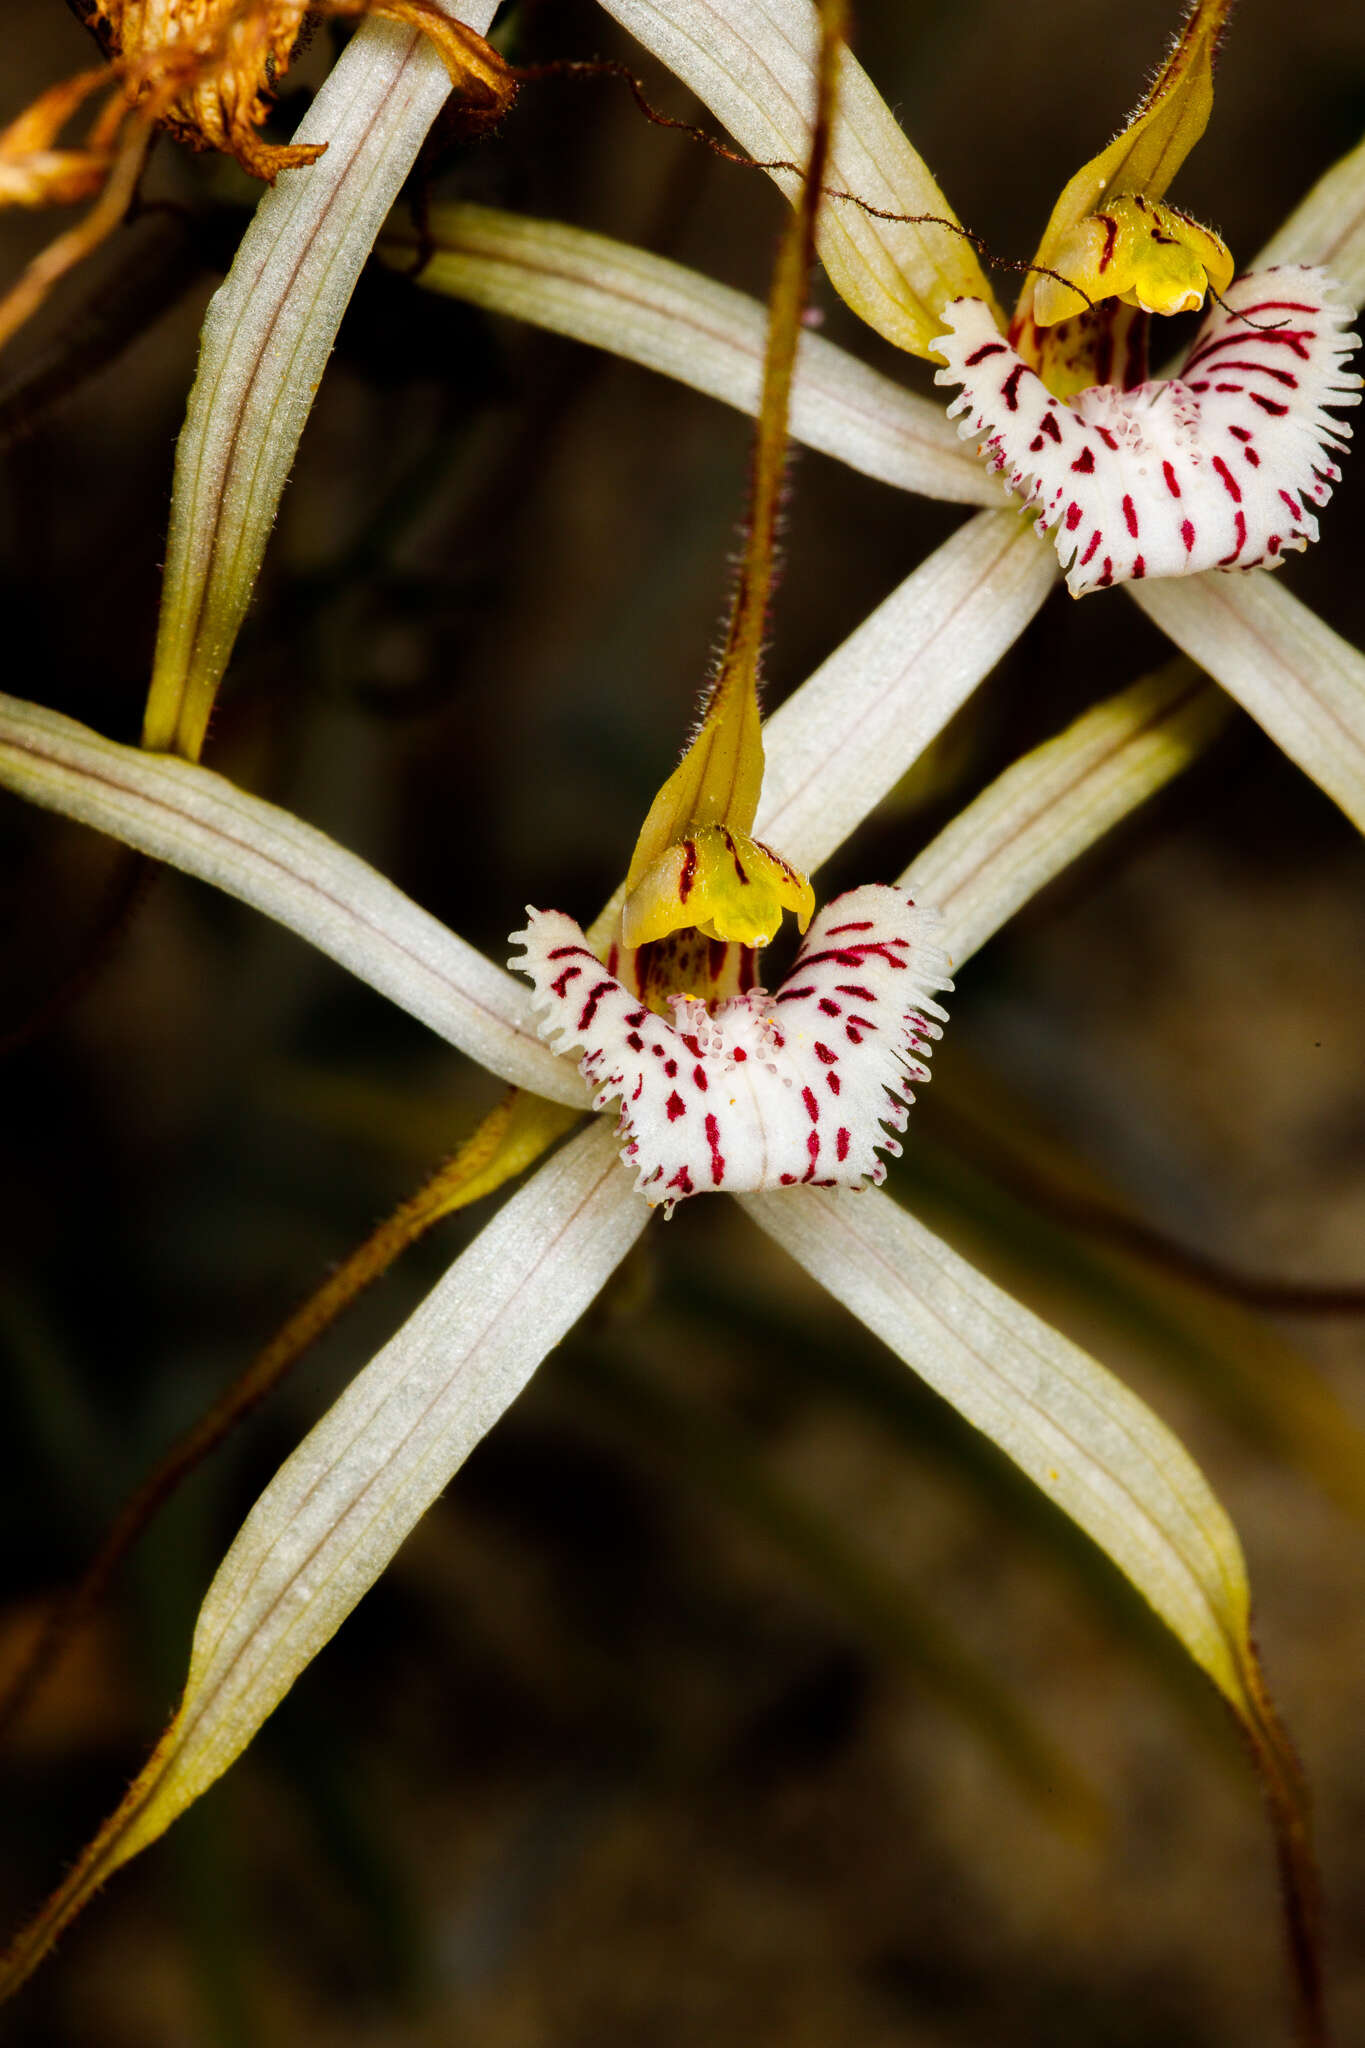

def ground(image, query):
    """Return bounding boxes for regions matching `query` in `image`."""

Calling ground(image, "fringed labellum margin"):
[934,266,1361,594]
[512,885,952,1212]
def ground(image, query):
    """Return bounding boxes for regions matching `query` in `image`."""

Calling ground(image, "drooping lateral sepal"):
[511,886,952,1212]
[935,268,1361,595]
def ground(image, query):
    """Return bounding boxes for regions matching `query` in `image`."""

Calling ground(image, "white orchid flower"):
[0,8,1349,2035]
[0,642,1270,2000]
[398,0,1365,833]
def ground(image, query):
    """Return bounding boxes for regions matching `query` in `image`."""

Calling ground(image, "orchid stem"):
[697,0,846,816]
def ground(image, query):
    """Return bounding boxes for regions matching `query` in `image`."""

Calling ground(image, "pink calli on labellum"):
[934,266,1361,595]
[511,885,951,1212]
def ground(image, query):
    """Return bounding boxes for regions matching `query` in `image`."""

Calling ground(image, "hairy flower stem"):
[716,0,843,702]
[661,0,846,842]
[1241,1663,1325,2048]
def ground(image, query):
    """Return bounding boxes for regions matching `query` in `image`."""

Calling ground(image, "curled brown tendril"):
[519,57,1299,340]
[514,59,1095,312]
[1205,275,1290,332]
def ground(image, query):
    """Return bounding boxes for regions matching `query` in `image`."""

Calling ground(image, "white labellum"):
[511,885,952,1211]
[933,266,1360,595]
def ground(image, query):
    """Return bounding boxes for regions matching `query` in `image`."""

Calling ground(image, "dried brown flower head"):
[0,0,514,347]
[70,0,512,181]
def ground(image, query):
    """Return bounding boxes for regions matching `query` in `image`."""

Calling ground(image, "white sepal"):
[755,510,1058,872]
[0,693,584,1106]
[511,886,952,1211]
[742,1182,1257,1713]
[933,268,1360,595]
[149,2,499,753]
[104,1121,644,1862]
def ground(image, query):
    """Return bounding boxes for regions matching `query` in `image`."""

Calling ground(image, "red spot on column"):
[705,1113,725,1185]
[1162,461,1182,498]
[721,828,750,884]
[836,1128,851,1162]
[665,1091,686,1121]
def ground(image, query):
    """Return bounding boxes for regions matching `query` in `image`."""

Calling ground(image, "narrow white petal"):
[1257,134,1365,312]
[902,662,1229,968]
[389,204,997,504]
[934,271,1360,595]
[596,0,996,354]
[512,888,951,1205]
[112,1123,644,1857]
[0,694,586,1105]
[149,3,498,753]
[757,510,1059,871]
[1129,570,1365,832]
[743,1184,1255,1710]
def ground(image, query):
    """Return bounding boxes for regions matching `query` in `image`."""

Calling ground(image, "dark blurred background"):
[1,1,1364,2042]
